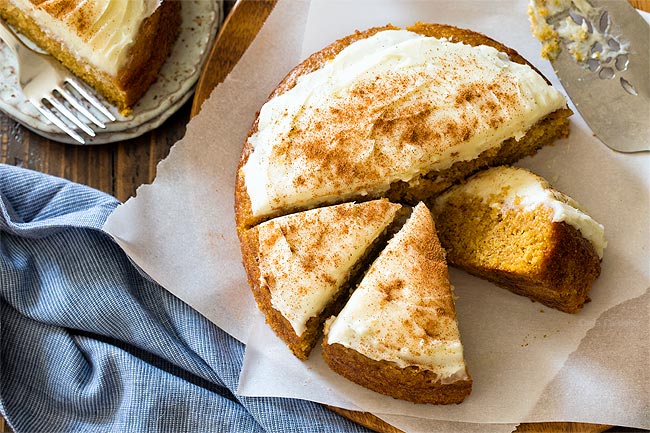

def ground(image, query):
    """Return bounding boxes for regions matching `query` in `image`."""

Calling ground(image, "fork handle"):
[0,18,25,58]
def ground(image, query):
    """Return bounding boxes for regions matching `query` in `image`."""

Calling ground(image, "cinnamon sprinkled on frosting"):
[243,29,567,219]
[325,203,468,381]
[14,0,161,75]
[256,199,401,336]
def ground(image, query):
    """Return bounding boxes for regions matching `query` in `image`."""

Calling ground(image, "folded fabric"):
[0,164,371,433]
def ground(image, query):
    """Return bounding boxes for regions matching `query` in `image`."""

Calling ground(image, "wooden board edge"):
[190,0,278,118]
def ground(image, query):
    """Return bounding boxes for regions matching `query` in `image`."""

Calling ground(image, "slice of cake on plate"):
[431,166,605,313]
[235,23,572,228]
[239,199,403,359]
[0,0,181,114]
[323,202,472,404]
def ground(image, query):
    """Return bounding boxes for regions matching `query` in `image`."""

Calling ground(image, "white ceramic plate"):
[0,0,222,144]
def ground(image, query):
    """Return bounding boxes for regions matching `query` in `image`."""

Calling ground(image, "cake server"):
[548,0,649,153]
[0,18,115,144]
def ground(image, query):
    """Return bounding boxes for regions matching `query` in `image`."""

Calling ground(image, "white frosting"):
[257,200,401,336]
[325,203,468,381]
[434,166,606,258]
[243,29,567,219]
[9,0,161,75]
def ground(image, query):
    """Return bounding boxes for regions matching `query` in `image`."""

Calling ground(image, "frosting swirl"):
[243,29,567,219]
[13,0,161,75]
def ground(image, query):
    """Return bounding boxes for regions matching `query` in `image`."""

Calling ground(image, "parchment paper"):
[103,0,650,430]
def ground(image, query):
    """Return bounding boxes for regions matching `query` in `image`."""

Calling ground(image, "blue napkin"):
[0,164,371,433]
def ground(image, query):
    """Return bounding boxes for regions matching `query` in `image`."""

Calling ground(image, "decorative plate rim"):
[0,0,223,145]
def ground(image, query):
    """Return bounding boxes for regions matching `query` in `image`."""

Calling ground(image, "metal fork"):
[0,18,116,144]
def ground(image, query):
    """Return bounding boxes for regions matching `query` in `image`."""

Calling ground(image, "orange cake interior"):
[431,166,604,313]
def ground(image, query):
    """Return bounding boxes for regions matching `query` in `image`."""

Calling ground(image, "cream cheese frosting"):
[325,203,469,382]
[256,199,401,336]
[243,29,567,219]
[9,0,161,76]
[434,166,607,258]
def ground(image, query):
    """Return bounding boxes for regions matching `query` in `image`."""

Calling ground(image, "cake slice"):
[235,23,572,228]
[239,199,403,359]
[0,0,181,114]
[431,166,605,313]
[323,202,472,404]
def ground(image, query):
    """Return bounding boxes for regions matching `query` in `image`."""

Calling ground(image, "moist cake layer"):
[433,166,606,257]
[431,166,603,313]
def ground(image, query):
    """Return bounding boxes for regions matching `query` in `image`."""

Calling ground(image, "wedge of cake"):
[240,199,403,359]
[235,23,572,229]
[0,0,181,114]
[323,203,472,404]
[431,166,605,313]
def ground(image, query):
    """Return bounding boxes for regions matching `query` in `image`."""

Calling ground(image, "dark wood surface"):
[1,1,648,432]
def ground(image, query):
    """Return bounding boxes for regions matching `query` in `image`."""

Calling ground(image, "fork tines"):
[29,78,116,145]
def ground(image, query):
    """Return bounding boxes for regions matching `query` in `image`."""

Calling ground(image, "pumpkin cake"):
[235,23,585,405]
[323,203,472,404]
[431,166,605,313]
[0,0,181,114]
[240,199,403,359]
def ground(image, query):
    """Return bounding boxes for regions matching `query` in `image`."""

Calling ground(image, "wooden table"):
[1,1,648,432]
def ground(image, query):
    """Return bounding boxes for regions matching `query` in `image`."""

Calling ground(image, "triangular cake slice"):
[240,199,403,359]
[0,0,181,114]
[431,165,605,313]
[323,202,472,404]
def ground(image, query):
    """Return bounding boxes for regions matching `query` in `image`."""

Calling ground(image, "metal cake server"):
[549,0,649,153]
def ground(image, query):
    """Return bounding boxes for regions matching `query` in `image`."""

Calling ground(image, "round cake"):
[234,23,599,405]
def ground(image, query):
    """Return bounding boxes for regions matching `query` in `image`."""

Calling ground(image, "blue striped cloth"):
[0,164,371,433]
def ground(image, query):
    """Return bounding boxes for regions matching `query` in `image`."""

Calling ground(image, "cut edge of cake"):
[431,165,604,313]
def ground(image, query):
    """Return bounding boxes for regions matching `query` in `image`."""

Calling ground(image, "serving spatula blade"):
[550,0,649,153]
